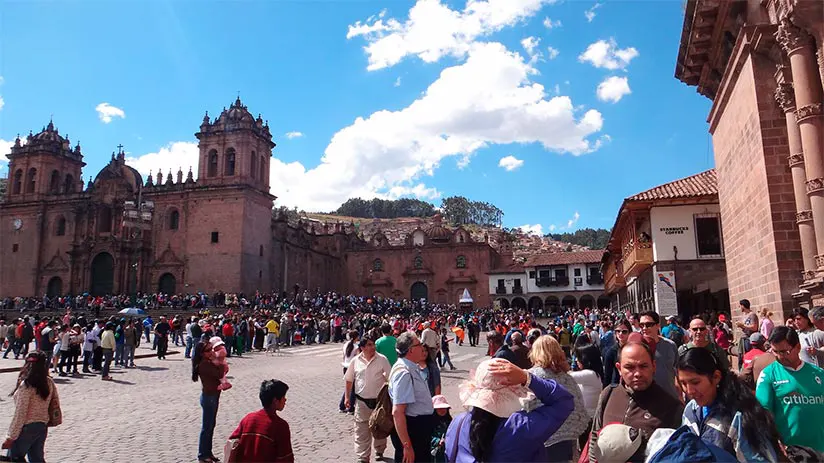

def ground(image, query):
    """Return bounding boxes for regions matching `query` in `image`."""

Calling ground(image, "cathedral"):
[0,98,511,306]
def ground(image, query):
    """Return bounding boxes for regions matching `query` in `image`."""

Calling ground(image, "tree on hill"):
[441,196,503,227]
[546,228,611,249]
[333,197,436,218]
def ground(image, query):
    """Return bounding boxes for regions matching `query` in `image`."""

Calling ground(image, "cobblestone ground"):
[0,338,490,463]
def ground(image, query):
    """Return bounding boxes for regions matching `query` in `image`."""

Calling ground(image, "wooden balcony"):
[512,286,524,294]
[495,286,507,295]
[586,274,604,285]
[603,260,625,293]
[621,242,653,278]
[535,276,569,287]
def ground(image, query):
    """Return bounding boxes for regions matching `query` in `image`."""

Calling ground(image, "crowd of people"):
[5,287,824,462]
[339,299,824,463]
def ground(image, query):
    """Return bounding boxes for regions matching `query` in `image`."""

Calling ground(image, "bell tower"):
[195,97,275,192]
[4,121,85,203]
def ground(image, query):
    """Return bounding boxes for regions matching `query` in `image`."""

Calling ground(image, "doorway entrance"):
[90,252,115,296]
[410,282,428,301]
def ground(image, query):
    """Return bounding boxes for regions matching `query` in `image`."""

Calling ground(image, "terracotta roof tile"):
[626,169,717,201]
[524,250,605,267]
[488,263,525,274]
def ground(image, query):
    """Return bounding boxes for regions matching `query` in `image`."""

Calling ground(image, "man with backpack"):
[662,316,686,347]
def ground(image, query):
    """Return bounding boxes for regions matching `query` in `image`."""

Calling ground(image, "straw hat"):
[459,358,537,418]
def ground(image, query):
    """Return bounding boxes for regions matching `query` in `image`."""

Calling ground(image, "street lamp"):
[122,195,154,300]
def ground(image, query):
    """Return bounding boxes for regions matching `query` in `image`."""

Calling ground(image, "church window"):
[251,152,258,180]
[168,209,180,230]
[98,207,112,233]
[414,255,423,269]
[12,169,22,194]
[259,245,264,256]
[12,244,18,253]
[49,170,60,194]
[211,231,219,243]
[259,155,266,182]
[207,150,219,177]
[64,174,74,194]
[373,259,383,272]
[456,255,466,268]
[224,148,236,176]
[25,168,36,193]
[56,217,66,236]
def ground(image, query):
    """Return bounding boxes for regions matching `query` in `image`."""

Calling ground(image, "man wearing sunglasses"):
[638,311,679,399]
[677,317,730,371]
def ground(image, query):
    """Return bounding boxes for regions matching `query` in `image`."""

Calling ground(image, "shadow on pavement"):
[135,366,168,372]
[109,379,136,385]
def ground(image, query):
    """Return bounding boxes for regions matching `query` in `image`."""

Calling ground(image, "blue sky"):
[0,0,713,234]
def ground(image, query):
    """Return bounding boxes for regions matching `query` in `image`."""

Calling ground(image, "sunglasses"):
[615,329,630,334]
[690,327,708,332]
[639,322,657,328]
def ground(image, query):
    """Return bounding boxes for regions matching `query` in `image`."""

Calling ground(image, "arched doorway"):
[545,296,561,315]
[496,298,510,309]
[561,295,577,309]
[158,273,177,295]
[410,282,428,301]
[90,252,114,296]
[579,295,595,310]
[511,297,527,310]
[597,295,611,309]
[528,296,544,314]
[46,277,63,298]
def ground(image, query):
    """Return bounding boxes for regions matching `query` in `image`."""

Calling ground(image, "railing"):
[495,286,507,295]
[587,275,604,285]
[621,242,653,278]
[512,286,523,294]
[535,276,569,287]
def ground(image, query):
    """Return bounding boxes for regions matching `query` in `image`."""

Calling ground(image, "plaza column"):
[775,82,818,279]
[776,19,824,269]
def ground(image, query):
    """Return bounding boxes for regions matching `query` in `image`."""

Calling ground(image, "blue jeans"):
[198,393,220,460]
[9,421,47,462]
[185,336,194,358]
[115,343,125,365]
[123,344,135,366]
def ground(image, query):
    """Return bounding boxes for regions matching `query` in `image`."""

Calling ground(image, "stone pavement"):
[0,339,491,462]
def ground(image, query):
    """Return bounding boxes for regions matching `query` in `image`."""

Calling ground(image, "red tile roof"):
[626,169,717,201]
[488,263,525,274]
[524,250,605,267]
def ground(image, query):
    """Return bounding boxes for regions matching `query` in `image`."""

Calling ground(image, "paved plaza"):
[0,339,491,462]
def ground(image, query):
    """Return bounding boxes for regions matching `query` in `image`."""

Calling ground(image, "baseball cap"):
[749,332,766,344]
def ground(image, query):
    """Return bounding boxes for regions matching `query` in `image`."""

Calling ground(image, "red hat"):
[718,314,727,322]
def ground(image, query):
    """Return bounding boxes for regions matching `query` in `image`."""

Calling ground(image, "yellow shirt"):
[265,320,279,336]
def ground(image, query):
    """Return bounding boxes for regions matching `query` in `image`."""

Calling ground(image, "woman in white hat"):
[445,358,574,462]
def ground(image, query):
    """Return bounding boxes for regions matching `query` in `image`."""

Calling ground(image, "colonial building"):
[675,0,824,319]
[602,169,729,319]
[488,250,608,313]
[0,100,512,305]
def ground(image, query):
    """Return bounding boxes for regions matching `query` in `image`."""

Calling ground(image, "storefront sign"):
[659,226,689,235]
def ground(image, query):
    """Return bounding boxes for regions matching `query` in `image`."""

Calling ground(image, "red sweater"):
[229,409,293,462]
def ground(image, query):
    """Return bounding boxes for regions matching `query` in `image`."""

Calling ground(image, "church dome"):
[219,97,255,123]
[425,224,451,242]
[93,152,143,192]
[31,121,65,143]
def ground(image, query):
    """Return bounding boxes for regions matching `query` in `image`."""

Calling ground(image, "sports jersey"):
[756,360,824,451]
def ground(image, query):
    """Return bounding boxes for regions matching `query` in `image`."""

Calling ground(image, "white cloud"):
[597,76,631,103]
[125,142,199,181]
[95,102,126,124]
[0,138,14,172]
[347,0,556,71]
[548,224,556,232]
[519,224,543,235]
[456,154,472,169]
[546,46,560,60]
[284,131,304,139]
[498,155,524,171]
[542,17,561,29]
[579,39,639,70]
[394,77,402,87]
[385,183,442,200]
[567,211,580,228]
[268,42,604,211]
[584,3,602,22]
[520,36,541,63]
[0,76,5,85]
[0,96,4,112]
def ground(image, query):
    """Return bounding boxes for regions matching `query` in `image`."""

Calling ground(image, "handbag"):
[223,437,240,463]
[47,383,62,427]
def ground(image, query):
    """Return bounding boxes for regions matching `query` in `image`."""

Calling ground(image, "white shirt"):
[570,369,602,417]
[421,328,439,349]
[342,343,360,368]
[344,352,391,399]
